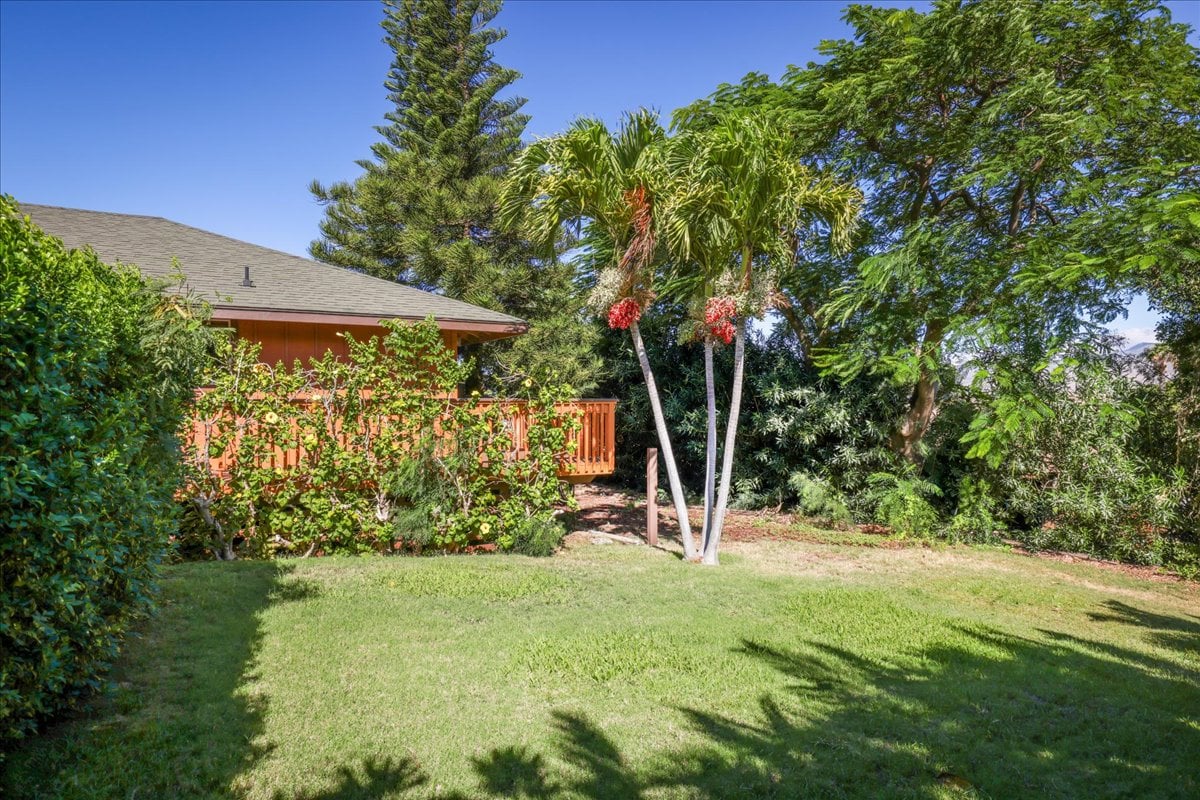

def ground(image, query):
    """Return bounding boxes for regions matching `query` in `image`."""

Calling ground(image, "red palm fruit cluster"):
[704,296,737,344]
[608,297,642,330]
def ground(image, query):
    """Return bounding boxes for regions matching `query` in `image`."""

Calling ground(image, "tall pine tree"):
[310,0,600,390]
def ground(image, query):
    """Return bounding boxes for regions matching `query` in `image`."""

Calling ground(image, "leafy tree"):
[682,0,1200,465]
[310,0,598,389]
[503,111,856,565]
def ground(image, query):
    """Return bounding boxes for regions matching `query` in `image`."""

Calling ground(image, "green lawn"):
[4,535,1198,799]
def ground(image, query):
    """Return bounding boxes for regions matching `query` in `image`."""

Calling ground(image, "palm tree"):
[659,113,860,565]
[500,111,699,560]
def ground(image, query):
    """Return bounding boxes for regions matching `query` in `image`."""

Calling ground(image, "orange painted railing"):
[474,399,617,481]
[186,394,616,481]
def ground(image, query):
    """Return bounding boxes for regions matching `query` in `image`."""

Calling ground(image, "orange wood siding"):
[231,320,460,370]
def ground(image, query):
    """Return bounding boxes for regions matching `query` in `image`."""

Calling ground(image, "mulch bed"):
[570,484,892,545]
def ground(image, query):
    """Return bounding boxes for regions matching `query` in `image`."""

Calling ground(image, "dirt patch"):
[571,484,899,546]
[570,485,1198,592]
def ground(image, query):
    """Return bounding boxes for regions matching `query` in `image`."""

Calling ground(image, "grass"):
[3,536,1198,799]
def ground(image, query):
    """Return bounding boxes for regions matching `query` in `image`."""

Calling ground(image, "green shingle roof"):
[18,203,526,330]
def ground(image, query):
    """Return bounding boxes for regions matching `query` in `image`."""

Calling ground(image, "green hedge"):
[0,197,208,742]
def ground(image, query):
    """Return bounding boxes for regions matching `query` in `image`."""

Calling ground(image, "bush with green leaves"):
[596,300,1196,570]
[865,469,943,538]
[786,472,853,527]
[977,352,1186,565]
[0,197,209,742]
[180,319,579,559]
[942,476,1002,544]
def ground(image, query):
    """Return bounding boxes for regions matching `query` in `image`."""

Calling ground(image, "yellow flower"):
[479,522,492,535]
[523,378,532,388]
[263,411,280,425]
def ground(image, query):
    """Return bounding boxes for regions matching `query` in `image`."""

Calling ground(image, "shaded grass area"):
[3,542,1198,799]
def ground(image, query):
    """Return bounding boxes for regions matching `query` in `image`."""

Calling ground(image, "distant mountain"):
[1125,341,1156,356]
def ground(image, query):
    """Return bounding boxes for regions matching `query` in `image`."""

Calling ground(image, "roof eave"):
[210,306,529,341]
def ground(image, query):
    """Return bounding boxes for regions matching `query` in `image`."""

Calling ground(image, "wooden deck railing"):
[186,395,616,481]
[473,399,617,481]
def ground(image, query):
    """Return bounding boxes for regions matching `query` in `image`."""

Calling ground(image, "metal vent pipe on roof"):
[241,266,255,287]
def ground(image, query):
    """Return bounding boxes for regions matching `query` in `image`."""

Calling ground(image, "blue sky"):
[2,0,1195,340]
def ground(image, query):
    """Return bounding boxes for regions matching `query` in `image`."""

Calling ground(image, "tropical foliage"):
[655,112,860,563]
[983,344,1188,565]
[502,110,859,564]
[307,0,1198,571]
[179,319,579,560]
[678,0,1199,465]
[571,0,1197,571]
[501,111,707,559]
[0,198,210,741]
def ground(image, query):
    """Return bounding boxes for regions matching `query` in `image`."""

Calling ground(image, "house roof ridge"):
[20,202,169,223]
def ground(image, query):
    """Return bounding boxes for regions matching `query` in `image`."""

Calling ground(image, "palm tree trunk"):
[704,318,746,565]
[702,339,718,552]
[630,320,697,559]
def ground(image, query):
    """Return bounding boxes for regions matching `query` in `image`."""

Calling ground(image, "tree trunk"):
[193,495,235,561]
[890,323,945,466]
[630,320,697,559]
[704,318,747,565]
[890,371,938,466]
[702,339,718,551]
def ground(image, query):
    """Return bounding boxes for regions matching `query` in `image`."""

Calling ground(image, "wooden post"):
[646,447,658,546]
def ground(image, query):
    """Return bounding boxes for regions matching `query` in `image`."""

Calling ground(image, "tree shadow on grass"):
[468,601,1200,800]
[274,756,428,800]
[1086,598,1200,655]
[472,744,561,799]
[8,575,1197,800]
[1,560,315,799]
[209,598,1198,800]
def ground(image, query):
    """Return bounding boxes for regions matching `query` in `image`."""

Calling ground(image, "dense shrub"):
[944,476,1002,544]
[1132,346,1200,556]
[0,198,208,742]
[179,319,579,558]
[786,473,853,527]
[864,469,943,539]
[589,297,1198,571]
[977,353,1187,565]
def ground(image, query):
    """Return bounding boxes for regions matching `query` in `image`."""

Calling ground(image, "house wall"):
[231,319,458,367]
